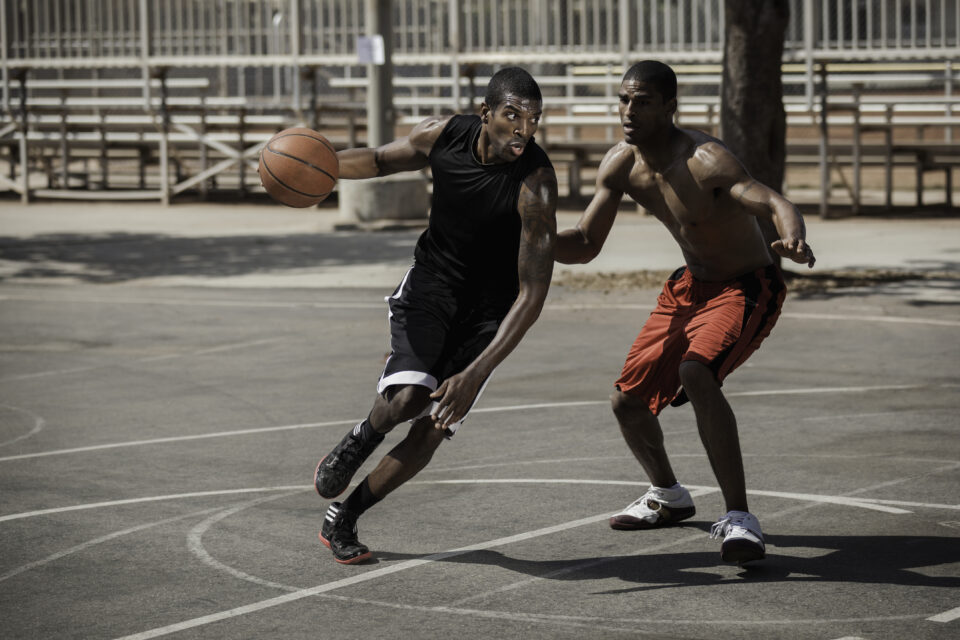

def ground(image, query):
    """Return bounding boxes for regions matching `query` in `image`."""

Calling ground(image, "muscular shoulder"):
[688,137,747,187]
[596,142,637,190]
[520,165,559,211]
[408,115,455,155]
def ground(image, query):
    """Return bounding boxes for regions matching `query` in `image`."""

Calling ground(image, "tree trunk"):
[721,0,790,263]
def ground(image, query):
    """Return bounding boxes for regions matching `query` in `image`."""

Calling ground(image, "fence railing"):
[4,1,958,65]
[1,1,957,207]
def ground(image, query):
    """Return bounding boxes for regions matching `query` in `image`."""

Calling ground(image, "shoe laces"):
[332,436,367,468]
[710,512,748,540]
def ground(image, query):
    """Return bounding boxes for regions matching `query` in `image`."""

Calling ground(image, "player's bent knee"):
[382,385,433,423]
[677,360,719,392]
[409,417,447,448]
[610,390,651,420]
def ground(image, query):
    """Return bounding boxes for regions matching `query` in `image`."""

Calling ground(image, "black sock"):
[351,419,385,446]
[342,477,382,517]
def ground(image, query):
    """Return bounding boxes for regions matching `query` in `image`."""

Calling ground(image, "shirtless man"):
[312,67,557,564]
[555,60,815,563]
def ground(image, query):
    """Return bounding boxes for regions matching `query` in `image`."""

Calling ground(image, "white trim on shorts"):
[378,263,495,436]
[376,367,495,437]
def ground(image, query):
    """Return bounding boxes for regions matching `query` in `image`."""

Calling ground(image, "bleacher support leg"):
[852,85,861,215]
[568,153,582,200]
[915,155,923,207]
[884,118,893,209]
[160,135,170,206]
[946,168,953,210]
[18,133,28,203]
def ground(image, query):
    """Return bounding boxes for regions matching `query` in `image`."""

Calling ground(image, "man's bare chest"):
[626,168,716,227]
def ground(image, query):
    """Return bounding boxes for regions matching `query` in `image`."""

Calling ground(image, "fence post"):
[365,0,394,146]
[139,0,151,107]
[1,0,8,115]
[852,84,861,215]
[158,69,170,206]
[803,0,815,111]
[290,0,301,117]
[17,70,28,202]
[448,0,461,112]
[884,105,893,209]
[818,63,829,218]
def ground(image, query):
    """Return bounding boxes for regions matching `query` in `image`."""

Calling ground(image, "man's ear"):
[666,97,678,117]
[480,102,491,124]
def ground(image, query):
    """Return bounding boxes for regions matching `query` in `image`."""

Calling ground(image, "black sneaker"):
[319,502,372,564]
[314,425,382,499]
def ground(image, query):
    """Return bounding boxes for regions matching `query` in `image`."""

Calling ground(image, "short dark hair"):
[623,60,677,102]
[484,66,542,112]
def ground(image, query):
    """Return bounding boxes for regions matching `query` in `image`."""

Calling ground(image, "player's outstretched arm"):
[336,115,450,180]
[555,144,629,264]
[708,144,816,269]
[430,166,559,428]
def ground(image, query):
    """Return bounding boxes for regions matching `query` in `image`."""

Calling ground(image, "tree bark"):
[721,0,790,262]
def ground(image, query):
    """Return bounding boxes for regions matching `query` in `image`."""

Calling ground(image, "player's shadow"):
[0,231,420,283]
[376,529,960,593]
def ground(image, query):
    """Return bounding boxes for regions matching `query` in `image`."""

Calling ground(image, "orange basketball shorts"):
[614,264,787,415]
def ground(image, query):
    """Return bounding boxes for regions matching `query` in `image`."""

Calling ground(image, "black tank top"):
[414,114,553,301]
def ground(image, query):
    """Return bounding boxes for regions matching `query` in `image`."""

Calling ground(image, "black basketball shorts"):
[378,265,510,432]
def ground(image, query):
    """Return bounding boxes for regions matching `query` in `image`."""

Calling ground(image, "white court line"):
[113,477,949,639]
[0,506,225,583]
[0,486,305,524]
[0,403,44,448]
[0,337,287,382]
[0,384,945,464]
[187,493,303,593]
[927,605,960,623]
[113,511,613,640]
[411,481,913,514]
[5,293,958,327]
[4,478,942,526]
[0,419,357,463]
[137,338,284,362]
[0,294,384,310]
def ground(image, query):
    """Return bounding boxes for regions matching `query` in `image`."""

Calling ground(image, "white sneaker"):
[609,484,696,530]
[711,510,765,563]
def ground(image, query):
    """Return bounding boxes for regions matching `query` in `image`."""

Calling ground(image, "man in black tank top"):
[312,67,558,564]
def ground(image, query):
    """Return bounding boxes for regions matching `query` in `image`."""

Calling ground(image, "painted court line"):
[0,403,44,448]
[113,511,613,640]
[0,506,225,583]
[5,478,944,526]
[1,337,287,381]
[0,384,942,464]
[0,486,305,524]
[5,292,958,326]
[0,419,357,463]
[927,605,960,623]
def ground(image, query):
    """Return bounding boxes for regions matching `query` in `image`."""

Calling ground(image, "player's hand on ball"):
[771,238,815,268]
[429,370,484,429]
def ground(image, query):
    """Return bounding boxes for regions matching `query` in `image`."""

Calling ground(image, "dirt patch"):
[553,268,960,294]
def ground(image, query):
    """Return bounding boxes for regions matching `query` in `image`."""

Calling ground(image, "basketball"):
[258,128,339,208]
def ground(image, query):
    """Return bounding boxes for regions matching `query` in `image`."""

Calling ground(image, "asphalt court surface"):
[0,216,959,639]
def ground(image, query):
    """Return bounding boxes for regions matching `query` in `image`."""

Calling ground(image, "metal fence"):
[4,0,959,62]
[1,1,957,206]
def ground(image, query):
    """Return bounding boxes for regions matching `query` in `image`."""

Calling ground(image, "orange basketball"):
[258,128,339,208]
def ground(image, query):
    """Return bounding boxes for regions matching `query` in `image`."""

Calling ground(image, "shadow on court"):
[0,231,419,283]
[375,532,960,593]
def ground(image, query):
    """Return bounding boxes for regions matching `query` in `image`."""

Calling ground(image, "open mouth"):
[507,140,526,156]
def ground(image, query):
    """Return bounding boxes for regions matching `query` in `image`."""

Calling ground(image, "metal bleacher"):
[1,0,958,213]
